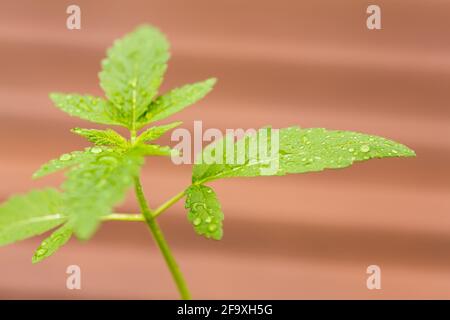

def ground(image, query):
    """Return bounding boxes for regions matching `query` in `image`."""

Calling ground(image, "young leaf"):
[139,78,216,126]
[132,144,175,157]
[50,93,123,126]
[33,148,103,179]
[0,189,65,246]
[32,224,72,264]
[192,126,416,183]
[72,128,128,148]
[99,25,170,129]
[185,185,224,240]
[136,122,182,144]
[62,150,144,239]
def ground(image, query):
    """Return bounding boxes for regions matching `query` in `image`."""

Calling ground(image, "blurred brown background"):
[0,0,449,299]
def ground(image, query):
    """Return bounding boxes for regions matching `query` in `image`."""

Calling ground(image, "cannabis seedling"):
[0,25,415,299]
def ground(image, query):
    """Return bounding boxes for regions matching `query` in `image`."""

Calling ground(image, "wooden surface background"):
[0,0,449,299]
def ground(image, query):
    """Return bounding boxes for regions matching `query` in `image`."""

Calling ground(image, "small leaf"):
[72,128,128,148]
[139,78,216,126]
[0,189,65,246]
[136,122,182,144]
[185,185,224,240]
[132,144,175,157]
[193,126,416,183]
[50,93,123,126]
[33,148,104,179]
[32,224,72,264]
[99,25,170,129]
[62,150,144,239]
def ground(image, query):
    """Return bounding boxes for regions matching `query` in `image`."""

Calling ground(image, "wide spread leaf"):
[32,224,72,264]
[72,128,128,148]
[185,185,224,240]
[50,93,123,126]
[193,126,415,183]
[0,189,65,246]
[33,147,108,179]
[138,78,216,126]
[132,144,174,157]
[136,122,182,144]
[99,25,170,129]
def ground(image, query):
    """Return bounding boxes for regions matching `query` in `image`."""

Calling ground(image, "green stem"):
[103,190,186,222]
[133,177,191,300]
[130,129,137,145]
[153,190,186,218]
[102,213,144,222]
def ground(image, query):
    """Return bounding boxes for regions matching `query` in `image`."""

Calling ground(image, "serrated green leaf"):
[193,126,415,183]
[0,189,65,246]
[62,150,144,239]
[185,185,224,240]
[32,224,72,264]
[132,144,175,157]
[136,122,182,144]
[32,147,109,179]
[72,128,128,148]
[139,78,216,126]
[50,93,123,126]
[99,25,170,129]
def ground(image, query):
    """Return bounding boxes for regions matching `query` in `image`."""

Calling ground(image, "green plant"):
[0,25,415,300]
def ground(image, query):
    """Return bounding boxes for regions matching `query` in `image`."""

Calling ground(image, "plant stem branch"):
[102,189,186,222]
[153,190,186,218]
[133,177,191,300]
[102,213,144,222]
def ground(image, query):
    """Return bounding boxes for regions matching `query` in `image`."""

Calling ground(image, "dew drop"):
[360,145,370,153]
[51,235,63,242]
[192,203,206,211]
[35,248,47,257]
[90,146,103,154]
[59,153,72,161]
[205,217,212,223]
[193,217,202,226]
[208,224,217,232]
[348,148,354,152]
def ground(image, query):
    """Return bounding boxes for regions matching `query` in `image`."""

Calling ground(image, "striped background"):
[0,0,449,298]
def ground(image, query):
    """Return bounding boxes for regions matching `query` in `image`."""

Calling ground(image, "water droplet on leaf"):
[360,145,370,153]
[90,146,103,154]
[192,203,206,211]
[35,248,47,257]
[59,153,72,161]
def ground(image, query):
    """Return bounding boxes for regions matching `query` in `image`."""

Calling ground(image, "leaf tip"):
[49,92,61,102]
[31,254,41,264]
[407,148,416,157]
[206,77,218,87]
[211,232,223,241]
